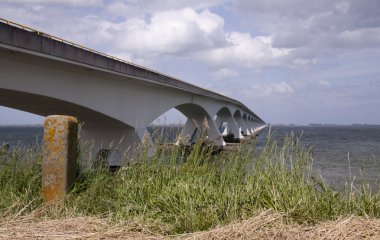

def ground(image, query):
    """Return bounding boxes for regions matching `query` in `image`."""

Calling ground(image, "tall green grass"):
[1,132,380,234]
[0,145,42,216]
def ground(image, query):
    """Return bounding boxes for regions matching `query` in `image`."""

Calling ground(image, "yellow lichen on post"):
[42,115,78,202]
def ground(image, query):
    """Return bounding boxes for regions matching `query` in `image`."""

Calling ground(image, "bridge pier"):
[251,120,258,135]
[243,115,252,136]
[177,117,225,146]
[215,109,240,142]
[233,111,248,137]
[80,124,157,167]
[247,117,254,134]
[80,126,134,166]
[176,104,225,147]
[177,119,200,145]
[135,127,155,157]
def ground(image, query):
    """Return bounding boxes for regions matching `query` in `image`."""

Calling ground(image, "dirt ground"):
[1,210,380,239]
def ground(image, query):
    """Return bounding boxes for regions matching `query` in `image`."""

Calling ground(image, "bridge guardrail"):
[0,17,163,76]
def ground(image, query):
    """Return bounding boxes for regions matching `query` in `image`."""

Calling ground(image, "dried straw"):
[1,210,380,239]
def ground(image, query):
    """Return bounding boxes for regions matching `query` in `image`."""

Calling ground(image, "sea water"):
[256,125,380,189]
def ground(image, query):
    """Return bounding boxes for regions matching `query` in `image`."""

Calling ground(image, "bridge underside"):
[0,89,127,128]
[0,87,267,166]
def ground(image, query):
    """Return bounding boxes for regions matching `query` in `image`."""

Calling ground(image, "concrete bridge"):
[0,19,266,164]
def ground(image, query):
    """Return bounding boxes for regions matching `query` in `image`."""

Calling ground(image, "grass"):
[0,145,42,217]
[1,132,380,235]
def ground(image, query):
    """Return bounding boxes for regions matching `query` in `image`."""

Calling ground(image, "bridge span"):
[0,19,266,164]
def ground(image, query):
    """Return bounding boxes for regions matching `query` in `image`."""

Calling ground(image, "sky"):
[0,0,379,125]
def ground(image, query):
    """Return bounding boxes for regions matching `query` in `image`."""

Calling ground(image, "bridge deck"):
[0,18,263,122]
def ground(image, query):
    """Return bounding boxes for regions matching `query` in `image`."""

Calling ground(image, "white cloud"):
[337,27,380,48]
[102,0,226,19]
[246,82,295,98]
[210,68,239,81]
[119,8,226,55]
[73,8,227,58]
[0,1,292,70]
[104,8,292,66]
[233,0,380,67]
[105,2,144,19]
[199,33,292,69]
[319,80,331,87]
[290,58,317,69]
[335,2,350,13]
[1,0,103,7]
[136,0,225,12]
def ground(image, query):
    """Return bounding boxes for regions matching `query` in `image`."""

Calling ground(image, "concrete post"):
[42,115,78,202]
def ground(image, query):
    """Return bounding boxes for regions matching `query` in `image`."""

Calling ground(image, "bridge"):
[0,19,266,164]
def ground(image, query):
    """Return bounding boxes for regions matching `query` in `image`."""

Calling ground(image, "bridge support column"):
[80,126,140,167]
[251,120,257,135]
[251,121,258,135]
[135,127,154,157]
[80,125,156,167]
[215,113,240,142]
[233,114,248,138]
[177,119,198,145]
[247,119,254,134]
[242,116,252,136]
[176,104,225,147]
[177,117,224,146]
[246,119,256,136]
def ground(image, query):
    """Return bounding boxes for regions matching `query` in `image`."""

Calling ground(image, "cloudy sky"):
[0,0,379,125]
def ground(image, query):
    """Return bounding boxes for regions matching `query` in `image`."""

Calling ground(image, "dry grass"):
[0,213,161,239]
[184,210,380,240]
[1,210,380,239]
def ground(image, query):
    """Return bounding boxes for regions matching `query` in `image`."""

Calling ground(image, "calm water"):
[256,125,380,189]
[0,125,43,147]
[1,125,380,189]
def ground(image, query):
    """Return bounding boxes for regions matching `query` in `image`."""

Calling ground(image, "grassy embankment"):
[1,131,380,237]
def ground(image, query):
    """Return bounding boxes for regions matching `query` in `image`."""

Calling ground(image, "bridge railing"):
[0,17,176,82]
